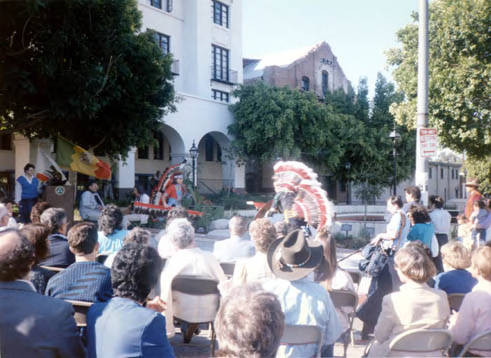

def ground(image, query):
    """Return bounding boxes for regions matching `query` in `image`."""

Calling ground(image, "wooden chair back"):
[66,299,93,327]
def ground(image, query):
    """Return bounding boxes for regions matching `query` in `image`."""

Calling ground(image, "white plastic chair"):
[458,330,491,357]
[280,324,322,357]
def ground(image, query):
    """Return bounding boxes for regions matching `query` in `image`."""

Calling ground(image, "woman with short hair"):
[434,241,477,295]
[38,207,74,267]
[21,223,51,293]
[160,218,226,337]
[215,284,285,358]
[407,204,435,251]
[97,204,127,255]
[232,218,277,285]
[367,245,450,357]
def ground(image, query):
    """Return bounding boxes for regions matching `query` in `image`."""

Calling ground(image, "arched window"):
[322,71,329,96]
[301,76,310,91]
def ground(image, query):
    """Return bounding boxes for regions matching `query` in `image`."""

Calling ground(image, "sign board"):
[341,224,352,232]
[419,128,438,158]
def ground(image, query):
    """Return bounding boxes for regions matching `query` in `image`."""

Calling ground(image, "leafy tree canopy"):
[326,75,415,189]
[0,0,175,158]
[228,82,343,173]
[229,74,415,193]
[386,0,490,158]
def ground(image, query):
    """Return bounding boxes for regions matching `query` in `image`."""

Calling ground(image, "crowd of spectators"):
[1,186,490,357]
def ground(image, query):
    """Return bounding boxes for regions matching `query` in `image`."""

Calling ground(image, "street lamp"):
[389,127,401,196]
[345,161,351,204]
[189,140,199,188]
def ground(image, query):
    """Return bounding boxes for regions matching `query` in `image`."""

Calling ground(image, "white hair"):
[165,218,195,250]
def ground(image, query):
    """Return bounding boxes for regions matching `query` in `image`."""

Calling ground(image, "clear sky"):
[242,0,419,97]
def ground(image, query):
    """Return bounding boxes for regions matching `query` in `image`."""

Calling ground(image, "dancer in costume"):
[267,161,334,236]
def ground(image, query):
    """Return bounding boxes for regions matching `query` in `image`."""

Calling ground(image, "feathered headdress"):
[273,161,333,229]
[273,161,319,188]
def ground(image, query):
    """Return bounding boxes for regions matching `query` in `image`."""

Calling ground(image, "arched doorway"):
[196,131,233,194]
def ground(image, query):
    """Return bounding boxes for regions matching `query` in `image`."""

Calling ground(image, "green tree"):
[464,155,491,195]
[0,0,175,158]
[326,75,415,193]
[228,82,343,172]
[386,0,490,158]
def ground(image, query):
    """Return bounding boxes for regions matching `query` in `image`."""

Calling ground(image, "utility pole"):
[415,0,430,205]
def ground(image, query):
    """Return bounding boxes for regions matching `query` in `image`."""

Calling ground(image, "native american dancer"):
[265,161,334,236]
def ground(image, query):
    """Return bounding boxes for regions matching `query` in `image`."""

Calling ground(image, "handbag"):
[358,243,388,277]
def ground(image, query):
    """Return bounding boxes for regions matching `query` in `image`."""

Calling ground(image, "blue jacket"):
[0,280,85,358]
[87,297,175,358]
[39,234,75,268]
[46,261,113,302]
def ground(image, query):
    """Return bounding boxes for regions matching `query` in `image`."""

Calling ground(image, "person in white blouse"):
[428,195,451,273]
[232,218,277,285]
[160,218,226,338]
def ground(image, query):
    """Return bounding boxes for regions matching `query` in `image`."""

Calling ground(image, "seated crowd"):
[1,202,491,358]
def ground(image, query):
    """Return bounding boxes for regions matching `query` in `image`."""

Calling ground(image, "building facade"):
[242,41,351,193]
[5,0,245,201]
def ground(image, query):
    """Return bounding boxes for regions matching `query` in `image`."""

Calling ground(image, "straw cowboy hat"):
[267,229,323,281]
[465,179,479,188]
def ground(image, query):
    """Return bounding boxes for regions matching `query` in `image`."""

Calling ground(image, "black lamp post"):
[389,127,401,196]
[189,140,199,188]
[345,161,351,204]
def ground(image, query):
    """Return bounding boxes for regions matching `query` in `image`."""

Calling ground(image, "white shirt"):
[137,193,150,204]
[386,210,410,249]
[429,208,451,236]
[212,235,255,262]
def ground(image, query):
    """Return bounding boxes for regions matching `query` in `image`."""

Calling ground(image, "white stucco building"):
[3,0,245,200]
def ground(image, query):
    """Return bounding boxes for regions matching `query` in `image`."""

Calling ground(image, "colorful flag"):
[56,136,111,180]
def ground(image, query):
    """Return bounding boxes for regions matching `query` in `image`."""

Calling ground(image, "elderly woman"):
[215,284,285,358]
[368,245,450,357]
[232,218,277,285]
[38,207,74,268]
[160,218,226,337]
[433,241,477,295]
[97,204,128,255]
[21,223,51,293]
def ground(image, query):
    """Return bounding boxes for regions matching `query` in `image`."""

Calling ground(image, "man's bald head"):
[0,229,34,282]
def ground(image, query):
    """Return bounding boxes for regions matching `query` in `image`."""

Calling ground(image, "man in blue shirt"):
[46,222,112,302]
[15,163,40,223]
[87,243,174,357]
[263,230,342,357]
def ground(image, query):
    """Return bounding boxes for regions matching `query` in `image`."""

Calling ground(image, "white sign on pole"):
[419,128,438,158]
